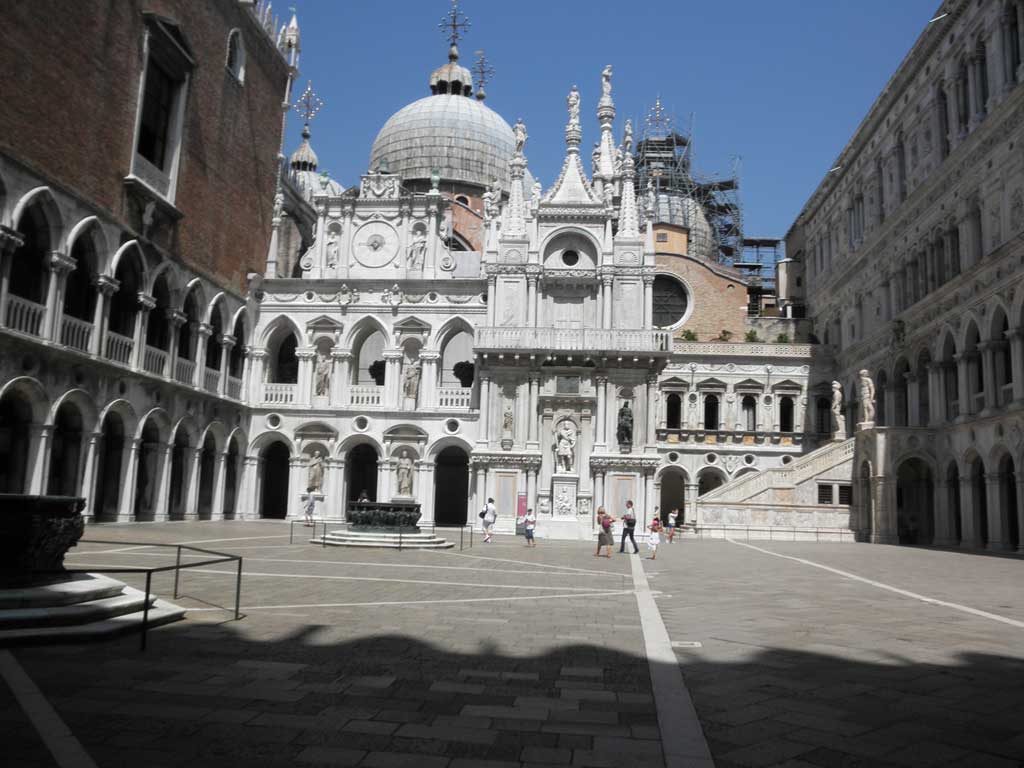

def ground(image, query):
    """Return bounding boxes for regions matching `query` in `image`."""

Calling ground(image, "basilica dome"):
[369,93,516,190]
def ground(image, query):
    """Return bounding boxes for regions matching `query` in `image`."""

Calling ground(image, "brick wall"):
[656,252,748,341]
[0,0,290,294]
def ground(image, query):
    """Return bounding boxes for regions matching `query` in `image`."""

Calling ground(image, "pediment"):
[771,379,802,392]
[306,315,344,331]
[734,378,765,391]
[696,377,727,390]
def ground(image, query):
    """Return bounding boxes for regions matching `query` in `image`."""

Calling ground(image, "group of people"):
[479,498,538,546]
[594,502,685,560]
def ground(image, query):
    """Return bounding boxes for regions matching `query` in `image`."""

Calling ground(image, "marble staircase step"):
[0,598,186,646]
[0,586,154,630]
[0,573,127,609]
[315,531,455,550]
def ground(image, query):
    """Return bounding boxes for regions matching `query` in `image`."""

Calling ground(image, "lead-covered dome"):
[369,94,516,190]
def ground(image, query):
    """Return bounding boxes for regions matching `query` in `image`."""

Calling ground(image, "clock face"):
[353,221,399,268]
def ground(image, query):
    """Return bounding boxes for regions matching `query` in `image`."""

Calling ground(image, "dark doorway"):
[659,470,686,524]
[134,419,162,520]
[197,434,217,520]
[223,438,240,519]
[95,412,126,521]
[169,431,190,520]
[896,458,934,545]
[259,441,290,519]
[666,394,681,429]
[433,446,469,526]
[347,444,379,505]
[48,403,84,496]
[970,458,988,546]
[947,462,962,544]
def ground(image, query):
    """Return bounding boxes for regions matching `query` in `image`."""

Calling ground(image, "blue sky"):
[283,0,939,238]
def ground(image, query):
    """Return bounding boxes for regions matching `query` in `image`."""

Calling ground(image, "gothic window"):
[936,85,950,158]
[272,334,299,384]
[226,29,245,83]
[652,275,688,328]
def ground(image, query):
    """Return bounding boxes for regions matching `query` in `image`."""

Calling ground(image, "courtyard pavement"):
[0,521,1022,767]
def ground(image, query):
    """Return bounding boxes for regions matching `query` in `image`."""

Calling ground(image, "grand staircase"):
[0,573,185,645]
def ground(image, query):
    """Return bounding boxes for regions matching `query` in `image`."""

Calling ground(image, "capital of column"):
[197,323,214,338]
[164,310,186,328]
[218,334,237,349]
[137,292,157,311]
[48,251,76,274]
[295,347,317,360]
[330,350,352,360]
[418,351,441,362]
[641,274,655,286]
[95,274,120,296]
[382,350,404,361]
[0,225,24,255]
[595,374,608,385]
[249,347,268,359]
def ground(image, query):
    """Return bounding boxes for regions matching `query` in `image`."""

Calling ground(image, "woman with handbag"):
[594,506,616,558]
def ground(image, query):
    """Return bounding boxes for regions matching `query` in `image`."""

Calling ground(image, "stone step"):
[327,530,443,541]
[0,573,127,609]
[0,587,154,630]
[316,534,454,550]
[0,599,186,646]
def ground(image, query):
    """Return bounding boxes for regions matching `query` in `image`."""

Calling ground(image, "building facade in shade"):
[0,1,304,520]
[783,0,1024,550]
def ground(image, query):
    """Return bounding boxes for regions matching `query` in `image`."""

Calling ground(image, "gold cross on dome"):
[292,81,324,123]
[439,0,471,46]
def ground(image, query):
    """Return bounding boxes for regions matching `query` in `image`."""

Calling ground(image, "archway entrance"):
[896,458,934,545]
[969,457,988,546]
[659,468,687,525]
[48,402,85,496]
[433,446,469,526]
[0,390,33,493]
[697,468,726,497]
[259,442,290,519]
[134,419,162,520]
[946,462,962,544]
[998,454,1019,551]
[94,412,126,521]
[169,430,191,520]
[346,444,378,504]
[197,434,217,520]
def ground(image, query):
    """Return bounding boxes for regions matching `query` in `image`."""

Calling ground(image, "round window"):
[744,455,755,465]
[266,413,282,429]
[705,453,718,464]
[668,452,679,463]
[445,419,460,434]
[353,415,369,432]
[561,249,580,266]
[782,455,793,465]
[653,276,689,328]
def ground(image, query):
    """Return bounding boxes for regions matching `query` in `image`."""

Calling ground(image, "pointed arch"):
[344,314,391,347]
[258,313,304,348]
[170,414,200,447]
[12,186,64,249]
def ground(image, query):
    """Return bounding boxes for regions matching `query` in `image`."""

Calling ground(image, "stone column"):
[686,482,699,526]
[116,438,141,522]
[193,323,213,387]
[418,461,435,525]
[80,432,101,520]
[642,275,654,329]
[89,275,119,357]
[131,294,156,371]
[153,443,174,522]
[184,447,202,520]
[383,351,403,409]
[296,347,317,406]
[526,275,537,327]
[1008,330,1024,405]
[249,349,267,403]
[593,470,605,521]
[211,450,229,520]
[645,374,657,448]
[979,342,998,413]
[474,465,487,515]
[478,375,491,445]
[985,472,1006,550]
[595,374,608,449]
[870,476,897,544]
[955,353,971,419]
[0,229,25,328]
[240,455,259,520]
[164,310,186,380]
[331,351,351,406]
[933,480,955,546]
[486,276,497,325]
[601,276,613,329]
[26,424,52,495]
[287,457,305,519]
[527,372,540,448]
[927,363,944,426]
[420,352,440,409]
[642,470,654,528]
[43,252,76,342]
[218,335,235,396]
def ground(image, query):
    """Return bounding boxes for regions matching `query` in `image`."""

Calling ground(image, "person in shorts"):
[647,519,662,560]
[666,507,677,542]
[524,508,537,547]
[481,497,497,542]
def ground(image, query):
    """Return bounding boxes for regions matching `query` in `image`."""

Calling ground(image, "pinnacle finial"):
[292,80,323,123]
[473,49,495,100]
[439,0,471,56]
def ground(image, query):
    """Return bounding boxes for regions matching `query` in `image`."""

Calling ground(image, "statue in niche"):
[407,230,426,271]
[325,231,339,269]
[402,359,421,401]
[554,420,577,473]
[617,402,633,445]
[858,369,876,425]
[396,449,414,496]
[513,118,528,154]
[314,352,331,397]
[503,406,514,435]
[601,65,613,98]
[831,381,846,437]
[307,450,324,492]
[567,86,580,126]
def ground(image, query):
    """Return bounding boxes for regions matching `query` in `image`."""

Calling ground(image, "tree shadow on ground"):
[6,617,1024,768]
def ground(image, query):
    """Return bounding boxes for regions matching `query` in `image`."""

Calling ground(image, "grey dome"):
[654,192,714,259]
[369,94,516,190]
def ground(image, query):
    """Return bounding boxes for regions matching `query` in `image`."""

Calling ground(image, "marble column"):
[642,275,654,329]
[210,450,229,520]
[478,375,491,445]
[526,276,538,326]
[595,374,608,449]
[383,351,403,409]
[240,455,260,520]
[193,323,213,388]
[153,443,174,522]
[986,472,1006,550]
[296,348,316,406]
[249,349,268,403]
[26,424,52,495]
[980,342,998,412]
[89,276,119,357]
[79,432,101,520]
[527,372,540,448]
[218,336,235,396]
[420,352,440,409]
[43,252,76,342]
[331,351,351,406]
[645,374,657,448]
[117,438,141,522]
[955,353,971,419]
[184,447,202,520]
[601,276,613,329]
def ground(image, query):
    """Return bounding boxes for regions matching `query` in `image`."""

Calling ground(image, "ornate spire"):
[473,49,494,101]
[595,65,617,183]
[503,119,529,239]
[430,0,473,95]
[289,81,323,171]
[542,85,600,206]
[616,119,640,241]
[439,0,471,62]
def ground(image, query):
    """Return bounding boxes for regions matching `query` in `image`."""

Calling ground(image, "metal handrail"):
[36,539,244,650]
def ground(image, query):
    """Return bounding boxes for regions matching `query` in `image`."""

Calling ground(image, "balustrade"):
[105,331,134,366]
[60,315,93,352]
[227,376,242,400]
[143,346,168,377]
[175,358,196,386]
[5,295,45,337]
[263,383,296,404]
[204,367,220,393]
[437,387,473,409]
[475,327,671,354]
[349,385,383,407]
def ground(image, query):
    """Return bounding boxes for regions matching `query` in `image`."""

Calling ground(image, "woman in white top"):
[482,497,497,542]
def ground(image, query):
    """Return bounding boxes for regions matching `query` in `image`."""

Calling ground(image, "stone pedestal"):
[551,474,578,517]
[501,434,513,451]
[0,495,86,586]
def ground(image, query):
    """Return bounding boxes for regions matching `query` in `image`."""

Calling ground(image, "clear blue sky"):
[284,0,939,239]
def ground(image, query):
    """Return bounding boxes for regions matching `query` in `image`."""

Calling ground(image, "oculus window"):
[653,275,689,328]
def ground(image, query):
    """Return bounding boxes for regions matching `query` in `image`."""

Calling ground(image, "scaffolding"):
[634,99,743,266]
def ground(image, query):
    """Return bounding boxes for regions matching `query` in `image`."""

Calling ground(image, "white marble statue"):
[407,231,426,271]
[513,118,527,154]
[601,65,613,98]
[402,360,421,400]
[555,420,577,473]
[396,449,414,496]
[314,352,331,397]
[623,119,633,154]
[567,86,580,126]
[325,231,339,268]
[831,381,846,437]
[307,450,324,492]
[503,406,514,435]
[858,369,876,425]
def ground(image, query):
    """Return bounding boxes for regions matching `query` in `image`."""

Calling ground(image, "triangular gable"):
[696,377,727,389]
[542,152,601,206]
[734,378,765,391]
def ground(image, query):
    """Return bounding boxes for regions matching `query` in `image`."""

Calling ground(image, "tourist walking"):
[665,506,677,542]
[594,506,615,558]
[524,507,537,547]
[647,518,663,560]
[670,507,685,542]
[619,500,639,554]
[481,497,497,542]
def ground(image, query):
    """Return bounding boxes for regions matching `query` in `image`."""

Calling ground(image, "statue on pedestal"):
[554,420,577,473]
[617,402,633,445]
[307,450,324,492]
[314,353,331,397]
[396,449,414,496]
[831,381,846,438]
[858,369,876,426]
[402,360,421,401]
[503,406,514,435]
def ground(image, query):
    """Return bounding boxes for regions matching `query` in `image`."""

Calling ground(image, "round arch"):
[0,376,50,425]
[895,455,935,545]
[170,415,200,448]
[48,389,99,433]
[426,435,474,460]
[96,398,139,440]
[697,466,727,496]
[249,430,296,457]
[537,225,603,262]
